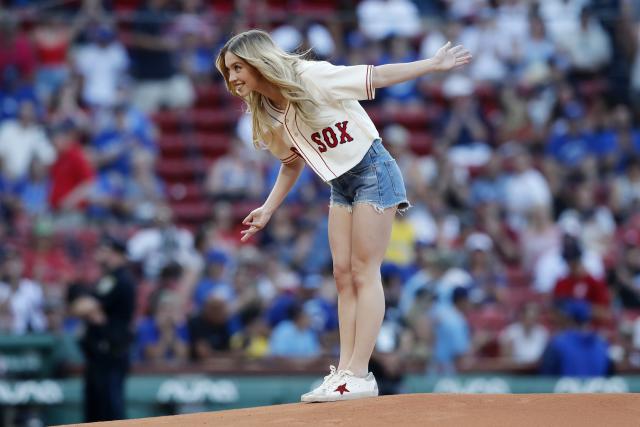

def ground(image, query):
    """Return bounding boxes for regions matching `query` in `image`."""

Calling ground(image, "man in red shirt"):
[49,121,95,212]
[552,237,611,322]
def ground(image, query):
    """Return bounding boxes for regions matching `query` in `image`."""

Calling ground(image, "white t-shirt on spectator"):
[539,0,588,42]
[504,169,552,220]
[0,279,47,334]
[560,19,612,71]
[499,322,548,364]
[0,121,56,180]
[357,0,421,41]
[127,226,199,278]
[74,42,129,107]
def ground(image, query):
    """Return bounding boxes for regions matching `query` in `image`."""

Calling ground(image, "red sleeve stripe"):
[281,153,298,163]
[368,65,374,100]
[365,65,371,100]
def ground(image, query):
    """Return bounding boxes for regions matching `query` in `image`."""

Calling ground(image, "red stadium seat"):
[170,200,212,224]
[156,158,209,181]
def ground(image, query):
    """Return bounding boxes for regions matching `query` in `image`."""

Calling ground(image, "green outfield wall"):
[0,375,637,425]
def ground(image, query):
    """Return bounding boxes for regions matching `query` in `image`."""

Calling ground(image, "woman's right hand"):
[432,41,472,72]
[240,206,273,242]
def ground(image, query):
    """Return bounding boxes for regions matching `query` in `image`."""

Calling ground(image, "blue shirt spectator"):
[540,300,610,377]
[135,315,189,362]
[269,305,320,358]
[193,250,233,310]
[91,106,156,178]
[430,287,471,374]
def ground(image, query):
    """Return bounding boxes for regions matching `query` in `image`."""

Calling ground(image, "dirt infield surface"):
[59,393,640,427]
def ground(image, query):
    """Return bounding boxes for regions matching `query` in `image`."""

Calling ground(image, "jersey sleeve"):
[303,61,375,102]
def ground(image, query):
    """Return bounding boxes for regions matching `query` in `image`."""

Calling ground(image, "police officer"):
[69,235,136,422]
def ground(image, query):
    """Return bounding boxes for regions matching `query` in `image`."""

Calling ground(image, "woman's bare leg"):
[347,204,396,377]
[328,205,357,371]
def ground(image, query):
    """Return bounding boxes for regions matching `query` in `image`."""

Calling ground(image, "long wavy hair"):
[216,29,325,148]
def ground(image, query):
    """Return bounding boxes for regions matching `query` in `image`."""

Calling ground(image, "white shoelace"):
[319,365,344,392]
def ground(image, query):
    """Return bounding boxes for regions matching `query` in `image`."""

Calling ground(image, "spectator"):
[547,105,592,168]
[540,299,610,377]
[499,303,549,364]
[463,232,506,305]
[611,156,640,220]
[502,144,552,229]
[91,103,156,179]
[378,37,420,107]
[269,304,321,358]
[520,14,557,73]
[610,228,640,308]
[127,204,200,279]
[188,294,233,360]
[230,307,270,358]
[0,17,37,85]
[22,219,75,288]
[0,100,55,181]
[74,24,130,108]
[462,9,508,83]
[469,154,506,208]
[205,140,264,202]
[383,124,438,201]
[47,78,91,134]
[560,7,612,75]
[302,273,339,335]
[15,159,50,217]
[539,0,586,43]
[192,250,232,310]
[123,149,165,222]
[440,74,491,169]
[136,292,189,363]
[356,0,421,41]
[0,249,47,334]
[171,0,217,83]
[127,0,195,113]
[32,14,75,103]
[561,184,615,259]
[552,236,611,321]
[429,286,471,375]
[384,213,418,276]
[43,297,85,376]
[48,120,95,213]
[520,206,561,274]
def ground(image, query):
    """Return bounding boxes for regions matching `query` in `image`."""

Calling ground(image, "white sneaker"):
[301,365,340,402]
[311,370,379,402]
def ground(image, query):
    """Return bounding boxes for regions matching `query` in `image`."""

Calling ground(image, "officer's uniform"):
[79,265,136,422]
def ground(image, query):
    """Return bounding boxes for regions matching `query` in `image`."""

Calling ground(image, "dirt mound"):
[58,393,640,427]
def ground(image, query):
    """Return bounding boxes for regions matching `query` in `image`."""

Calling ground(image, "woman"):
[216,29,471,402]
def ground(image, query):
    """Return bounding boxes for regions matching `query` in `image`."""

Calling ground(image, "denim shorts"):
[329,139,410,213]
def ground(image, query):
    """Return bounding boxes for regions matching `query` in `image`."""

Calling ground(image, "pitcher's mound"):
[59,393,640,427]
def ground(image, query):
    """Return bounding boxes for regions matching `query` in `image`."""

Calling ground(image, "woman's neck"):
[257,81,287,110]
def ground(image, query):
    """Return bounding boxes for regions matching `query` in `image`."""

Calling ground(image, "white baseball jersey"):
[261,60,378,182]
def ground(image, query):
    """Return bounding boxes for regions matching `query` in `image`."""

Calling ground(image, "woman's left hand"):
[432,42,473,72]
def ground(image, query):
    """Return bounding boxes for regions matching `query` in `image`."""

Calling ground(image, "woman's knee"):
[350,258,378,290]
[333,263,353,294]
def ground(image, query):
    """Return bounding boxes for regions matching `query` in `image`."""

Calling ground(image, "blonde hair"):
[215,29,325,148]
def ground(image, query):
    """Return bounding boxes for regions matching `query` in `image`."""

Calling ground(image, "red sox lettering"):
[310,121,353,153]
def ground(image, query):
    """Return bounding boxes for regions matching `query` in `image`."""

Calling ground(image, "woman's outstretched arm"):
[372,42,472,89]
[240,156,305,242]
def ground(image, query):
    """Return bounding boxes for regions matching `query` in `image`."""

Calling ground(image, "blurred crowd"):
[1,0,640,384]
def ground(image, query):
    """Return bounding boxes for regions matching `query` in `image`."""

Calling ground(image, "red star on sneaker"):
[334,383,349,395]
